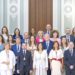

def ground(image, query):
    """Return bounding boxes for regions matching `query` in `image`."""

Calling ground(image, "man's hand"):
[30,70,32,74]
[70,65,74,70]
[17,70,20,74]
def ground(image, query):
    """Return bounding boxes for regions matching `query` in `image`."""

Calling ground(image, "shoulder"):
[50,49,54,53]
[10,50,15,55]
[0,50,5,56]
[43,50,47,53]
[0,50,5,54]
[49,40,54,44]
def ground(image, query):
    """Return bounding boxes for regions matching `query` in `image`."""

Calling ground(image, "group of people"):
[0,24,75,75]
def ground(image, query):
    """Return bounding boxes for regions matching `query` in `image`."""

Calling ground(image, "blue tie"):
[46,42,49,49]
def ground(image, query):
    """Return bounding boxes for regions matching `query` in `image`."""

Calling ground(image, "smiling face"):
[46,24,52,31]
[68,42,74,49]
[15,28,20,35]
[16,38,21,44]
[8,35,13,41]
[24,32,29,39]
[37,43,43,51]
[22,43,27,50]
[5,43,10,50]
[61,37,67,44]
[30,36,35,42]
[31,28,35,34]
[44,34,50,41]
[65,28,71,35]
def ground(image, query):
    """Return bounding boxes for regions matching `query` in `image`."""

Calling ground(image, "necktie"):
[46,42,49,49]
[70,49,73,56]
[17,45,20,52]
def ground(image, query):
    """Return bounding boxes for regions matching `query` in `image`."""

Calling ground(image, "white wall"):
[0,0,29,34]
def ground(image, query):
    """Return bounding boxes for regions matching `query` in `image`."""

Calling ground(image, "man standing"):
[11,37,22,75]
[44,24,52,36]
[43,34,53,75]
[64,42,75,75]
[17,43,33,75]
[61,28,74,43]
[22,32,30,44]
[0,43,16,75]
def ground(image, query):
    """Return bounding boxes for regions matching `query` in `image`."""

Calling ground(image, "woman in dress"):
[61,36,68,75]
[33,43,48,75]
[27,36,37,58]
[0,43,16,75]
[1,26,8,43]
[49,41,64,75]
[0,35,4,52]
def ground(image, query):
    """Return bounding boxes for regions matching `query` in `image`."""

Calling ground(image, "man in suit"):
[17,43,33,75]
[11,37,22,75]
[64,42,75,75]
[22,32,30,44]
[44,24,52,36]
[43,33,53,75]
[43,33,53,55]
[61,28,75,43]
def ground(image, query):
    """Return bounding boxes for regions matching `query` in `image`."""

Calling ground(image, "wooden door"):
[29,0,53,33]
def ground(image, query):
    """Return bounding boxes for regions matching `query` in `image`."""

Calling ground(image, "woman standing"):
[49,41,63,75]
[61,36,68,52]
[27,36,37,58]
[1,26,8,43]
[0,43,16,75]
[33,43,48,75]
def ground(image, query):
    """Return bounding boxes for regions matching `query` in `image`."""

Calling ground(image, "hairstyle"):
[0,35,4,43]
[2,26,8,35]
[37,42,44,51]
[4,42,10,49]
[37,30,44,37]
[53,41,60,50]
[72,27,75,36]
[29,36,36,46]
[8,35,14,43]
[14,28,20,35]
[61,36,68,47]
[30,28,35,35]
[51,30,59,38]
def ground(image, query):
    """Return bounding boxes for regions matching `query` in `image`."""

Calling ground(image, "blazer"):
[43,40,53,55]
[17,50,33,71]
[64,49,75,69]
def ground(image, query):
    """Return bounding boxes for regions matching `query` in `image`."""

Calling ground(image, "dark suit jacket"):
[43,40,53,55]
[61,35,75,42]
[11,44,22,56]
[13,35,23,42]
[64,49,75,75]
[17,50,33,72]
